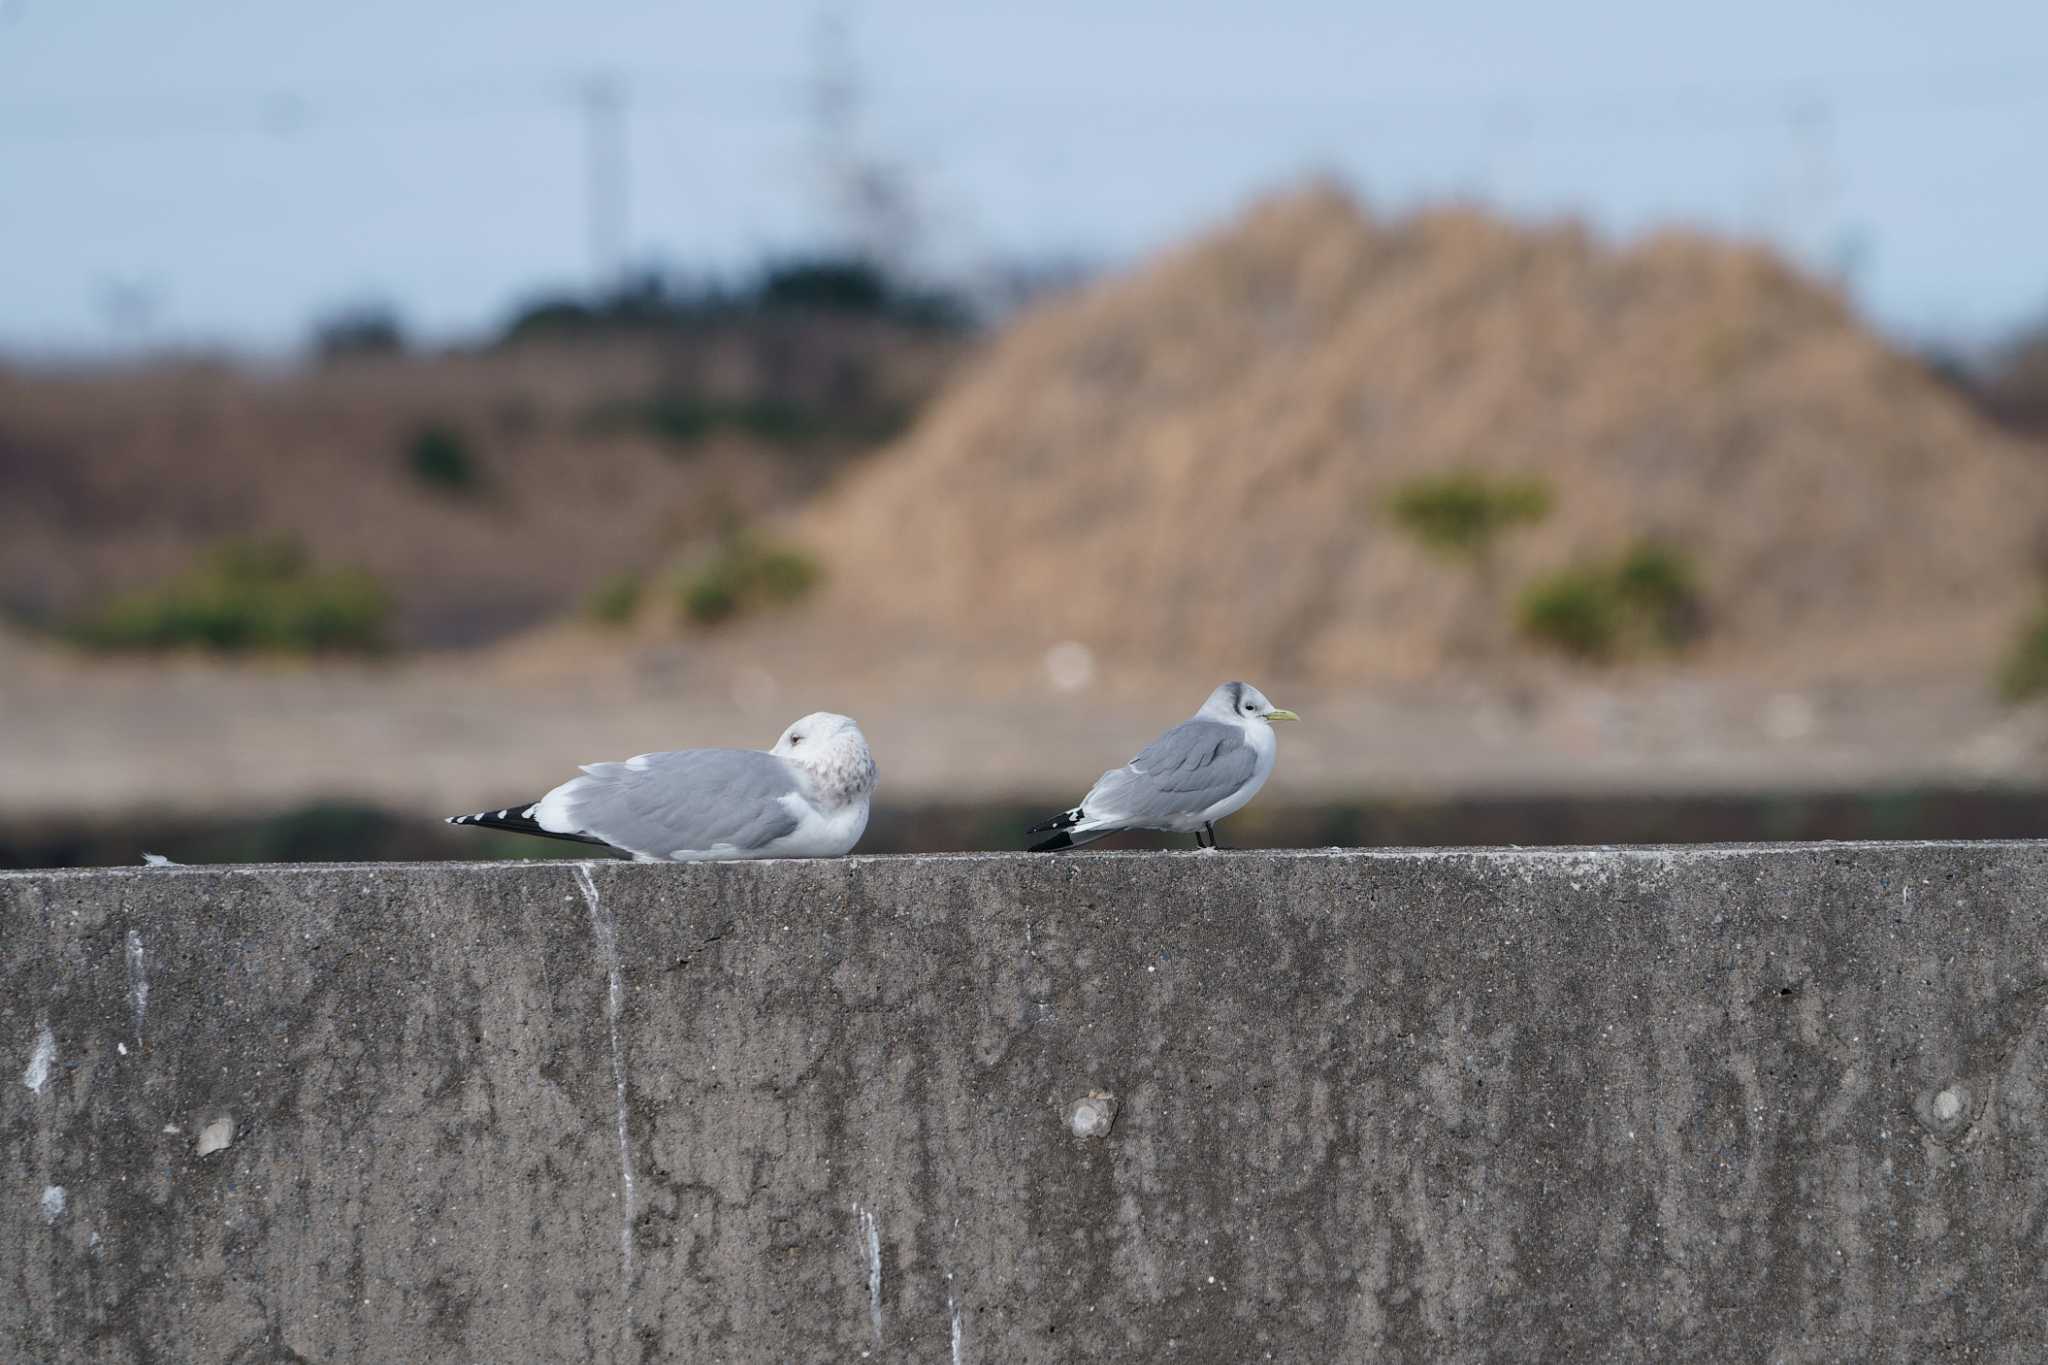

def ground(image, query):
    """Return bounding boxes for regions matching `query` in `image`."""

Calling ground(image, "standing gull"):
[1028,682,1299,851]
[447,712,876,861]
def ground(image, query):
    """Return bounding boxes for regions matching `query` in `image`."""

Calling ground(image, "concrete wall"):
[4,844,2048,1363]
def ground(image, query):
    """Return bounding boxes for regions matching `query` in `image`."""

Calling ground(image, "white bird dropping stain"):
[21,1023,55,1092]
[949,1293,964,1365]
[38,1186,65,1223]
[126,930,149,1042]
[855,1204,883,1347]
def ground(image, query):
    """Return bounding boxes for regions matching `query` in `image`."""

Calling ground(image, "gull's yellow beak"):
[1265,708,1301,723]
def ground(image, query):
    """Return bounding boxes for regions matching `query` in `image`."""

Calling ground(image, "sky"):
[2,0,2046,353]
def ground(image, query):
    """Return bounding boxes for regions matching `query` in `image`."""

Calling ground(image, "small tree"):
[1386,471,1553,661]
[1386,473,1551,558]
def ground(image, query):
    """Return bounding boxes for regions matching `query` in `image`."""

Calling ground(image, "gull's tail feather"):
[1029,827,1115,853]
[1028,805,1113,852]
[446,804,611,848]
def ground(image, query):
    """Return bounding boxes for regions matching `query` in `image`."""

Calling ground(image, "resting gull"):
[447,712,876,862]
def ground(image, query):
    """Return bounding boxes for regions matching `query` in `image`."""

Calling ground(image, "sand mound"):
[797,184,2048,688]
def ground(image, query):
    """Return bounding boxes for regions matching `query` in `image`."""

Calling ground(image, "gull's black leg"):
[1194,826,1212,849]
[1202,821,1219,849]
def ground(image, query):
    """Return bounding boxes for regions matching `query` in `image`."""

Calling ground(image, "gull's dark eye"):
[790,734,803,745]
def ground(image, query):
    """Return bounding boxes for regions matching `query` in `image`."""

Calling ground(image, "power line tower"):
[1786,94,1839,264]
[807,4,920,273]
[579,71,630,289]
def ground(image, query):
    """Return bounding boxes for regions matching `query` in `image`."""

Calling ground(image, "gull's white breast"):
[764,790,872,858]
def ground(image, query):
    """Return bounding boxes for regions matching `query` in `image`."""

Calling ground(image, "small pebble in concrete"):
[1066,1091,1119,1139]
[196,1117,237,1156]
[38,1186,66,1224]
[1934,1089,1963,1122]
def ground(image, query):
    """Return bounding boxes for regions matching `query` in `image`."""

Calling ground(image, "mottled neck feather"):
[794,738,878,809]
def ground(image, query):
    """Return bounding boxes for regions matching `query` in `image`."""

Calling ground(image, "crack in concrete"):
[21,1021,55,1093]
[855,1203,883,1348]
[574,863,638,1338]
[1955,978,2048,1146]
[126,929,148,1044]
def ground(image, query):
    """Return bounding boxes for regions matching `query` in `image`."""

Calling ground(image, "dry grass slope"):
[797,184,2048,687]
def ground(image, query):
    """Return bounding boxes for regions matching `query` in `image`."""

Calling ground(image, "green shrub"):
[676,535,823,626]
[681,573,741,625]
[69,537,391,654]
[582,394,835,451]
[584,572,644,626]
[751,546,820,602]
[404,423,480,493]
[1999,603,2048,700]
[1518,568,1622,659]
[1387,473,1551,556]
[1612,541,1702,646]
[1518,540,1702,661]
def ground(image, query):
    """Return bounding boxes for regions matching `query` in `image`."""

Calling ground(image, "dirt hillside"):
[794,184,2048,688]
[0,322,957,647]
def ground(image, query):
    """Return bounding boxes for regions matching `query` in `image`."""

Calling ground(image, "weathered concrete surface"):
[4,844,2048,1363]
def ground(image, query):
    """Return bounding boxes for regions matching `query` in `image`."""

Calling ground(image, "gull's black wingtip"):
[1028,806,1084,835]
[446,804,613,848]
[447,805,547,834]
[1028,830,1076,853]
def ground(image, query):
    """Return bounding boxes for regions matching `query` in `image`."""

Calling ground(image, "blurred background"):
[7,1,2048,865]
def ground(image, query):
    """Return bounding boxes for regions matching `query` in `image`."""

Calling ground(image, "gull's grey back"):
[570,748,801,856]
[1093,718,1257,822]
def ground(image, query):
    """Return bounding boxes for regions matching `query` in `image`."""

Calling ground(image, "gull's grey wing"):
[1086,719,1257,824]
[561,748,802,857]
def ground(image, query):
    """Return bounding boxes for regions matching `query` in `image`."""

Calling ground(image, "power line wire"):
[1,62,2043,142]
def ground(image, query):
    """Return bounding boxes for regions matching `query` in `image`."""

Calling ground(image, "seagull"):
[1028,682,1299,851]
[446,712,876,861]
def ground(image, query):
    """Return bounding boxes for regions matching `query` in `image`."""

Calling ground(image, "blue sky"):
[3,1,2045,352]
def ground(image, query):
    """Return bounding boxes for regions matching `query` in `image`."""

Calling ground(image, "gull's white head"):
[1201,681,1301,726]
[771,711,877,806]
